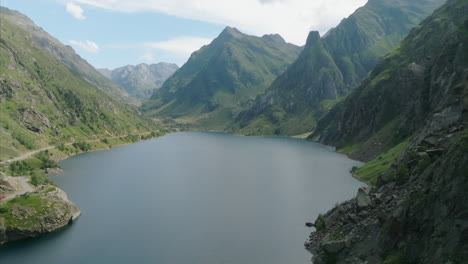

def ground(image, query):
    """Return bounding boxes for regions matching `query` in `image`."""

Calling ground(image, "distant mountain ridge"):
[142,27,301,130]
[232,0,446,136]
[0,7,135,104]
[98,63,179,101]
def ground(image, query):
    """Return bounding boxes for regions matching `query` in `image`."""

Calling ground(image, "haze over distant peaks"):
[98,63,179,101]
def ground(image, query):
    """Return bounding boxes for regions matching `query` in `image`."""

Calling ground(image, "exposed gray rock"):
[356,187,373,208]
[0,185,81,244]
[322,240,346,254]
[100,63,179,100]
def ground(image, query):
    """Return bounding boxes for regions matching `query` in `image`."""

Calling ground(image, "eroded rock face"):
[356,187,373,208]
[306,127,468,264]
[0,185,81,244]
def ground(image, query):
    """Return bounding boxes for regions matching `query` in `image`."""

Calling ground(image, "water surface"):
[0,132,363,264]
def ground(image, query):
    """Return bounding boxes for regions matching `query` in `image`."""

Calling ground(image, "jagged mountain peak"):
[231,0,445,136]
[305,31,321,45]
[261,33,287,44]
[219,26,244,39]
[142,27,301,129]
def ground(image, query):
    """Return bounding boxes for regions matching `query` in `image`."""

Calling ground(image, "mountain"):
[306,0,468,262]
[142,27,301,130]
[0,12,157,162]
[0,7,135,104]
[233,0,445,136]
[0,9,164,244]
[98,63,179,101]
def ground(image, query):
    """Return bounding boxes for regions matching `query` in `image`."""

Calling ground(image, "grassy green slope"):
[142,27,301,130]
[312,0,468,164]
[232,0,445,136]
[0,7,135,105]
[0,18,158,161]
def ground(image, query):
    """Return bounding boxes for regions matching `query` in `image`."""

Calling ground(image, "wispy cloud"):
[106,36,213,65]
[66,2,86,20]
[143,37,213,58]
[70,40,99,53]
[140,53,155,62]
[68,0,367,45]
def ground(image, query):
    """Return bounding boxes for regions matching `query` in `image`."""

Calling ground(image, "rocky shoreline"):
[0,184,81,244]
[0,132,167,245]
[305,124,468,263]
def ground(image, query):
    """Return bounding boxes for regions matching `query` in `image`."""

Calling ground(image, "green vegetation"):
[315,214,325,231]
[72,142,91,152]
[36,150,59,169]
[0,195,52,229]
[232,0,444,136]
[339,144,360,155]
[9,161,33,176]
[383,251,417,264]
[30,171,54,186]
[0,14,159,161]
[353,139,410,184]
[143,27,301,130]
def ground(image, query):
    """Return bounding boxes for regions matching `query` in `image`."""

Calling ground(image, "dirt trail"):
[2,176,35,200]
[0,132,155,164]
[0,146,54,164]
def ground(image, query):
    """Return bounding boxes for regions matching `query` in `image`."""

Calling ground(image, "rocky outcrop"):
[306,126,468,263]
[306,0,468,262]
[0,185,81,244]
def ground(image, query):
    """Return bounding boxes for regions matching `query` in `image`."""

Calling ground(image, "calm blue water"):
[0,132,363,264]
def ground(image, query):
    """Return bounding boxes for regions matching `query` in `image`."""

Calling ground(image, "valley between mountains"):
[1,0,467,263]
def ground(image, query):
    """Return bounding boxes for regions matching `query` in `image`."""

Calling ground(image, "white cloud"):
[69,40,99,53]
[140,53,155,62]
[66,2,86,20]
[143,36,213,58]
[69,0,367,45]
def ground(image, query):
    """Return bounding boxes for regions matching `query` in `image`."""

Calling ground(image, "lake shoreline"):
[0,131,169,245]
[1,130,365,255]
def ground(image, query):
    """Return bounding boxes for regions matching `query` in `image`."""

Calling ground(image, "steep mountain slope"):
[0,7,134,104]
[306,0,468,262]
[143,27,301,130]
[233,0,445,136]
[0,15,156,161]
[98,63,179,100]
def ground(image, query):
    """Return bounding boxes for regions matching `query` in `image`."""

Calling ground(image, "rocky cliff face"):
[312,0,468,162]
[0,185,80,244]
[306,0,468,262]
[307,124,468,263]
[99,63,179,101]
[232,0,445,136]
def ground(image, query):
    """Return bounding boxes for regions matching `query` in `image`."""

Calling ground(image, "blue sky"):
[1,0,367,69]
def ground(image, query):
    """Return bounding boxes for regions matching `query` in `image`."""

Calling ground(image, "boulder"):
[356,187,374,208]
[322,240,346,254]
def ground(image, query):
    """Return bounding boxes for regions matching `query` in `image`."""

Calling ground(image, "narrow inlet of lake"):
[0,132,364,264]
